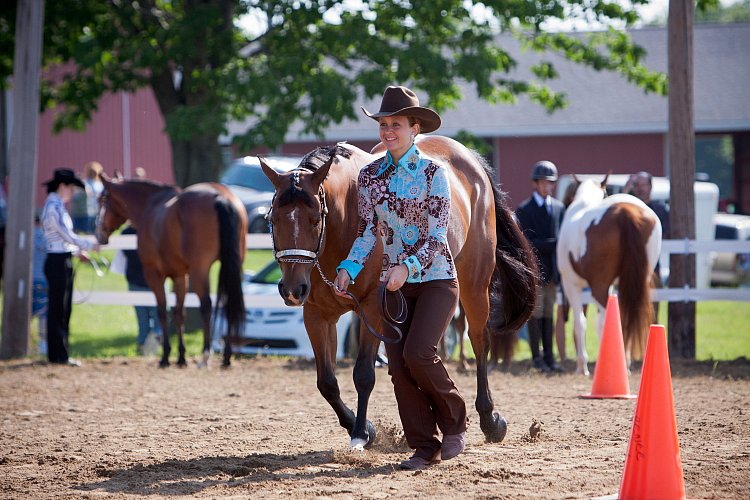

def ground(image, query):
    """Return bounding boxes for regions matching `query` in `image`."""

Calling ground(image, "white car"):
[710,213,750,287]
[211,260,356,359]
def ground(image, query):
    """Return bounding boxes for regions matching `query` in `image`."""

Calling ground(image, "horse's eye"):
[311,217,322,227]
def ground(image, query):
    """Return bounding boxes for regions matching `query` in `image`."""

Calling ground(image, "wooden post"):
[0,0,45,359]
[667,0,696,358]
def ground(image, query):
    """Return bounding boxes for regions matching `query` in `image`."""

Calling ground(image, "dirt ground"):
[1,354,748,499]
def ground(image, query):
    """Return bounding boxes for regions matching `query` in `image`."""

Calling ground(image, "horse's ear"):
[259,157,282,189]
[113,169,124,180]
[572,173,580,184]
[601,171,611,188]
[310,154,334,189]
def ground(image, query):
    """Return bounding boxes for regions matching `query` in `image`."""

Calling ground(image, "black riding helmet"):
[531,161,558,181]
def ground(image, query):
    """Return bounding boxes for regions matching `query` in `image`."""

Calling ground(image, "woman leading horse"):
[260,86,537,468]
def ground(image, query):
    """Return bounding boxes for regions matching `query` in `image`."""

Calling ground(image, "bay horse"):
[260,136,538,449]
[95,174,247,368]
[557,177,662,375]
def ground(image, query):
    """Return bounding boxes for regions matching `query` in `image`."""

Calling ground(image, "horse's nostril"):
[297,284,308,300]
[278,282,286,297]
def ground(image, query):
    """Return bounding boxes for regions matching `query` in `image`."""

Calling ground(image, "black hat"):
[43,168,85,189]
[362,86,442,133]
[531,161,558,181]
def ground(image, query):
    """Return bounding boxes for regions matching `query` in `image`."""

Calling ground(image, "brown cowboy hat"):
[361,86,442,134]
[42,168,85,190]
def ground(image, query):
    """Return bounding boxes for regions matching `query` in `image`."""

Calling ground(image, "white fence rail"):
[73,235,750,307]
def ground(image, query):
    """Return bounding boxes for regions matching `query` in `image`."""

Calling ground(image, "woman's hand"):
[333,269,352,298]
[384,264,408,291]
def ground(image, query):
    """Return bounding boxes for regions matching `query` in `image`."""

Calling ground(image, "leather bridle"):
[266,168,328,265]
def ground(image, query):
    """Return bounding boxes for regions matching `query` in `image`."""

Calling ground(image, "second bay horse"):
[260,136,538,449]
[95,175,247,368]
[557,177,662,375]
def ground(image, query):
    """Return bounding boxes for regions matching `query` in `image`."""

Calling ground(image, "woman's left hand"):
[384,264,408,291]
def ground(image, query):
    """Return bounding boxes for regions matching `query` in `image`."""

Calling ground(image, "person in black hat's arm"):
[40,168,100,366]
[332,86,467,470]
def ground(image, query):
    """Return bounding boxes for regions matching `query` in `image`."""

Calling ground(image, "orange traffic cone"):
[580,295,636,399]
[619,324,686,499]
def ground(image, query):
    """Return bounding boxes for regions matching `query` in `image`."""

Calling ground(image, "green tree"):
[696,0,750,22]
[1,0,667,187]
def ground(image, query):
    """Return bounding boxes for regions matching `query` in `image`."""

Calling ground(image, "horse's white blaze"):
[290,207,300,245]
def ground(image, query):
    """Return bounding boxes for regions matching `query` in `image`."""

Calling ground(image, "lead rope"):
[314,261,406,344]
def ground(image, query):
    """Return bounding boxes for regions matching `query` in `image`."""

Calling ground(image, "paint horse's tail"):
[214,196,246,366]
[616,208,655,358]
[484,168,539,363]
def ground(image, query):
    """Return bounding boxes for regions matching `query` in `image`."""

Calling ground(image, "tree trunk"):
[667,0,696,359]
[1,0,45,359]
[170,135,223,187]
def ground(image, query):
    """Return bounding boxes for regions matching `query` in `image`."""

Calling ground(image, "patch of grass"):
[462,299,749,363]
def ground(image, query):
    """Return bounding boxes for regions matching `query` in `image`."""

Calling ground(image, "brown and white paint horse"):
[557,177,662,375]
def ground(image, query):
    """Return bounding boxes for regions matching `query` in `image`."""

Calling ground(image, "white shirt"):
[532,191,551,214]
[41,192,96,254]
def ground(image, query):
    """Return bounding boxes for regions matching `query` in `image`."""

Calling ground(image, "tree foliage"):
[1,0,666,186]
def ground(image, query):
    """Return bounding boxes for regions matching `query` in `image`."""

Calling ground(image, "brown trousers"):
[384,278,467,460]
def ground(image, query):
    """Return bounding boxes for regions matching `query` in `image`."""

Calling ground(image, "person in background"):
[41,168,100,366]
[121,224,162,354]
[32,211,48,356]
[333,85,467,471]
[516,161,565,373]
[624,171,670,320]
[134,166,148,179]
[71,161,104,234]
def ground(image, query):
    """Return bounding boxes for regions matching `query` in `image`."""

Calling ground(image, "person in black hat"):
[332,85,466,470]
[516,161,566,373]
[40,168,100,366]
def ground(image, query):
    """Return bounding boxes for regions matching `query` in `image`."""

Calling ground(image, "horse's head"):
[95,174,128,245]
[260,152,334,306]
[570,174,610,207]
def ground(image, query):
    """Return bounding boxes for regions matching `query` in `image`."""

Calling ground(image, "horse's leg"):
[172,276,188,367]
[461,293,507,443]
[555,303,567,363]
[456,307,469,372]
[151,282,171,368]
[303,306,377,449]
[188,270,213,369]
[567,291,589,376]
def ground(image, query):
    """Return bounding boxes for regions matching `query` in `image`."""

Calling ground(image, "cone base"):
[579,393,637,399]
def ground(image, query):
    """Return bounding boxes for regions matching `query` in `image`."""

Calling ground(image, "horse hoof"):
[349,420,378,450]
[350,438,367,451]
[159,360,170,368]
[483,412,508,443]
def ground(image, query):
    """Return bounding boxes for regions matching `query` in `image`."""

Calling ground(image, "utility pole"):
[667,0,696,358]
[0,0,45,359]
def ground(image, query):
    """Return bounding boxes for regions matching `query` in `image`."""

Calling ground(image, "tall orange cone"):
[580,295,636,399]
[618,325,685,499]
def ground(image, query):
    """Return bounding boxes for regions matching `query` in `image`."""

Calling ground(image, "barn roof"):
[226,22,750,143]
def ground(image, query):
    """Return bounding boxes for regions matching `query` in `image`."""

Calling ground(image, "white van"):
[556,174,720,288]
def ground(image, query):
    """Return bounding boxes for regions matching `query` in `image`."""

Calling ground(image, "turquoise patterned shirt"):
[337,144,455,283]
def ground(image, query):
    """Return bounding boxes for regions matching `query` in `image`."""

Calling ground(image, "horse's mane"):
[298,143,353,171]
[277,144,353,209]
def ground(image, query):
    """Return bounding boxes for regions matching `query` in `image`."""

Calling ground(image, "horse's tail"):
[616,207,654,357]
[214,197,246,340]
[481,161,539,362]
